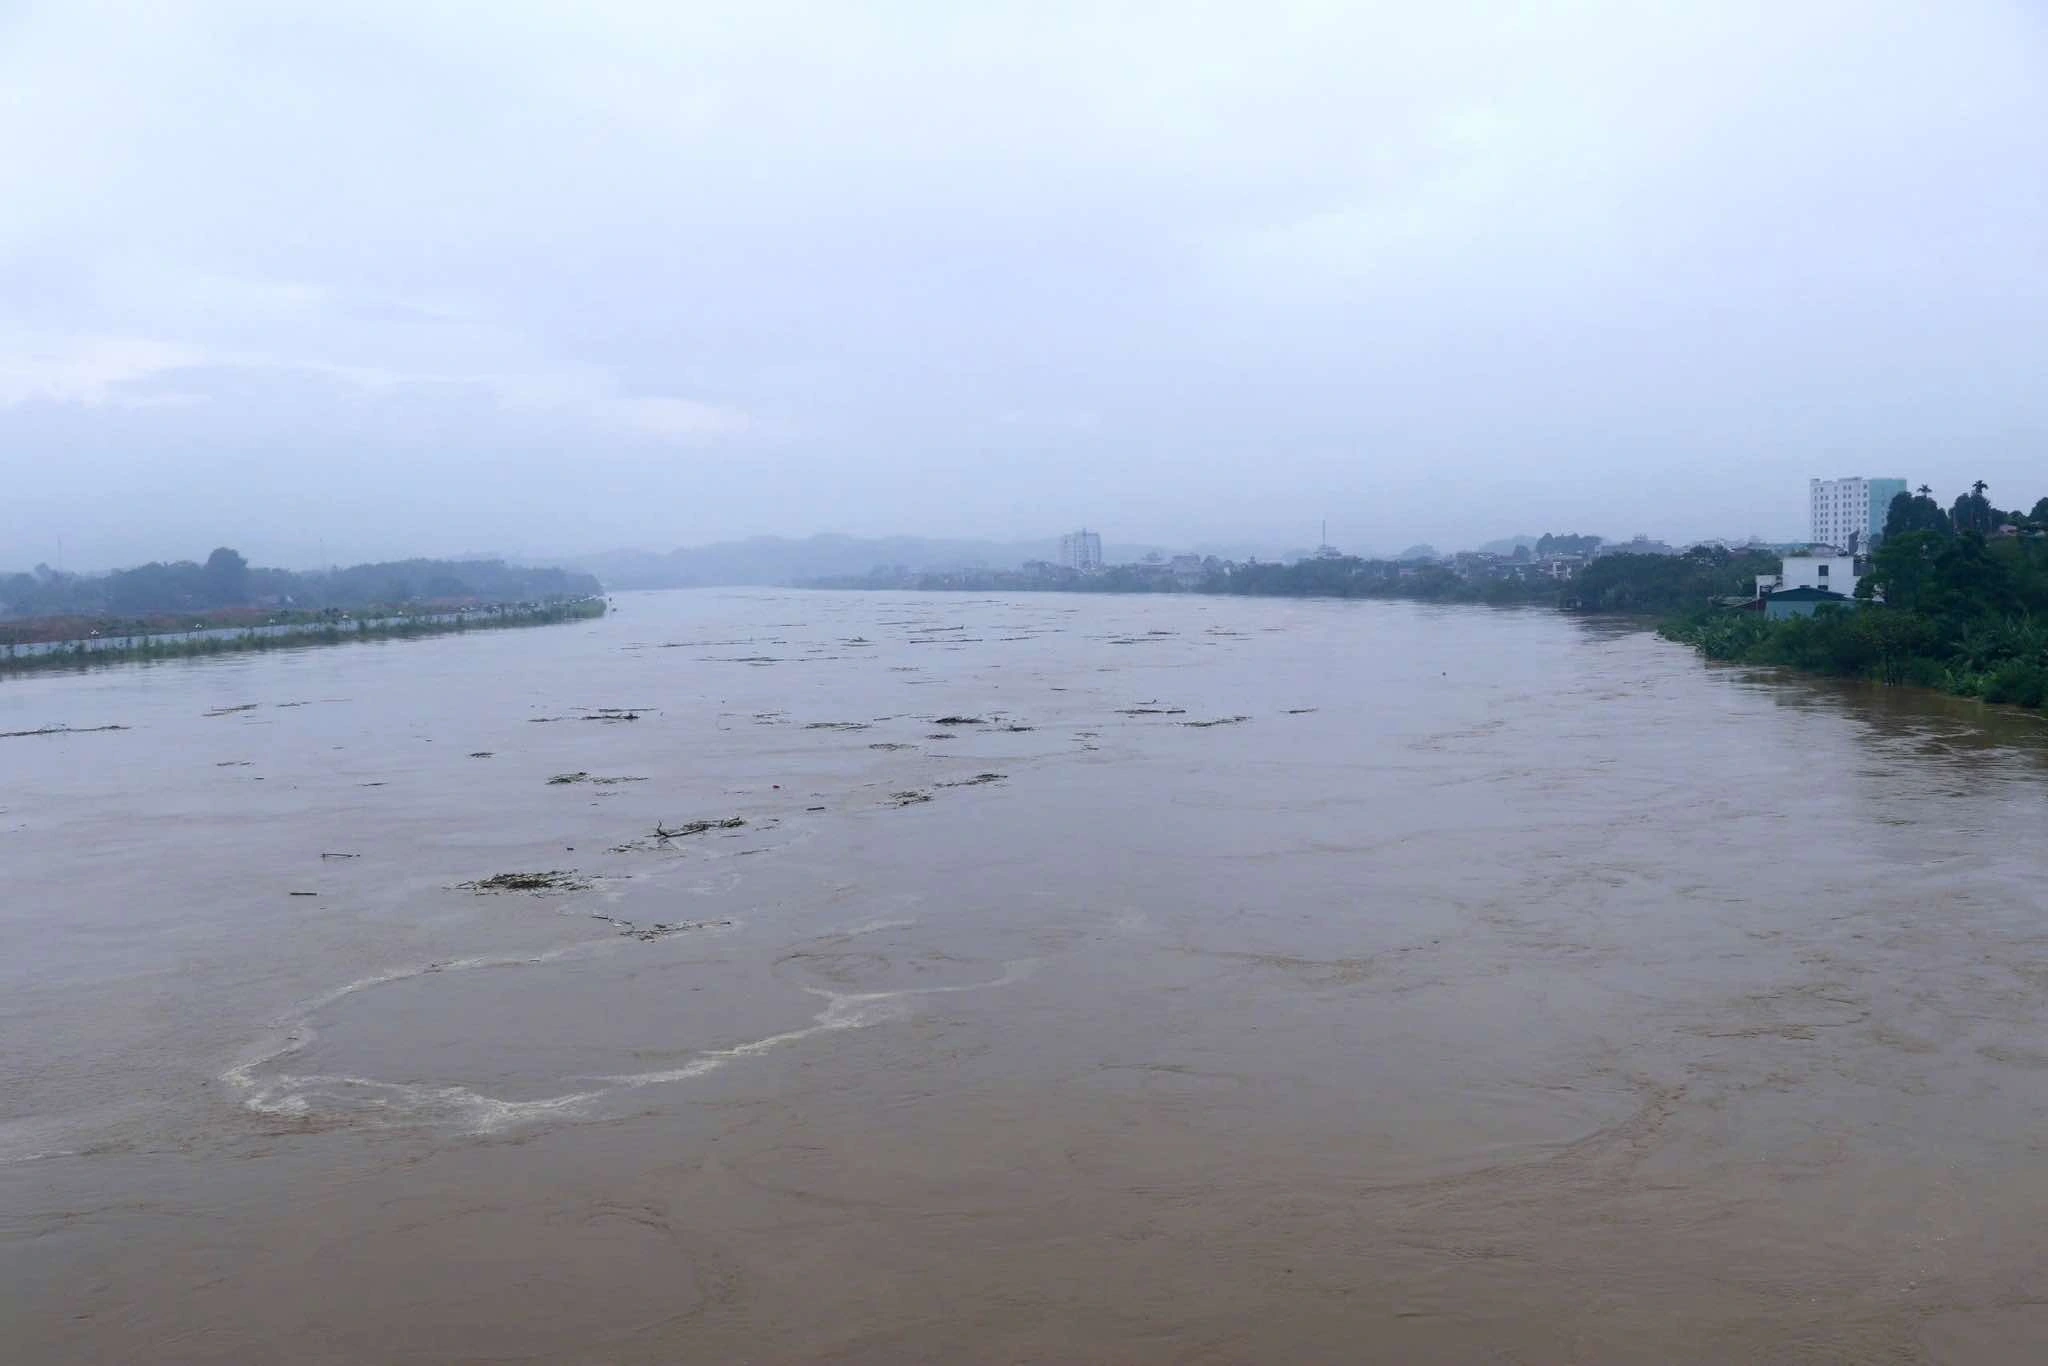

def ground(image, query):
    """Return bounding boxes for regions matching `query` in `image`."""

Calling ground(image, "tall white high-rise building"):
[1810,477,1908,551]
[1059,529,1103,571]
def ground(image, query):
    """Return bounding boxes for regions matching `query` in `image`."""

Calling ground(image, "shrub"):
[1983,661,2048,708]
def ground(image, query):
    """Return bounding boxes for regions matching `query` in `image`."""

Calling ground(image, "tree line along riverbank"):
[811,546,1786,617]
[1,549,601,639]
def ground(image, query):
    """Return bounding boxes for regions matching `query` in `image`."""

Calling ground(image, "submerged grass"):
[0,599,607,677]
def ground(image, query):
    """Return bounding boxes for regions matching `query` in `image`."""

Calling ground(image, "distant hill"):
[1476,534,1539,555]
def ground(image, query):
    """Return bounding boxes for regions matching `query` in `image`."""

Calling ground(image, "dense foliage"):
[1570,547,1782,615]
[1885,482,2041,541]
[0,550,602,623]
[1664,529,2048,707]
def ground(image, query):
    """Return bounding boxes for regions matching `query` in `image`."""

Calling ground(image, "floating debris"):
[469,751,495,758]
[1,723,131,739]
[216,760,252,767]
[868,742,916,751]
[288,891,318,897]
[890,790,933,806]
[320,852,360,860]
[653,817,747,840]
[926,732,958,740]
[1117,707,1186,716]
[806,721,871,731]
[1182,716,1251,728]
[1285,708,1318,715]
[203,704,260,717]
[932,715,985,726]
[460,870,591,893]
[999,724,1035,733]
[937,773,1006,787]
[547,772,649,786]
[621,919,732,942]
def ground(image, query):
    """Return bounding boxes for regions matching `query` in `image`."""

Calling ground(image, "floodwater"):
[4,589,2048,1364]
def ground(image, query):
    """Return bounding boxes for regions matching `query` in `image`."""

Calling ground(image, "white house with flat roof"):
[1756,552,1857,598]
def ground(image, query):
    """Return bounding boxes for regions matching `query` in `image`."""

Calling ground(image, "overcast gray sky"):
[3,0,2044,568]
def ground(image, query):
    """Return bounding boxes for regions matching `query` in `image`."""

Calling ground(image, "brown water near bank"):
[4,589,2048,1363]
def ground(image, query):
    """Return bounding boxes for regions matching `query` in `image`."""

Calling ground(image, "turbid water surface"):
[5,589,2048,1362]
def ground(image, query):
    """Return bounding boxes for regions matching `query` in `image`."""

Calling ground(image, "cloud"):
[1,0,2045,567]
[0,333,211,407]
[594,396,752,441]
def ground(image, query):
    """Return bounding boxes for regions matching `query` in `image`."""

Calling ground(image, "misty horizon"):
[7,518,1899,581]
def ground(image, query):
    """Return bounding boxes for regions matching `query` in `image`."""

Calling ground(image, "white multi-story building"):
[1810,477,1908,552]
[1058,529,1103,572]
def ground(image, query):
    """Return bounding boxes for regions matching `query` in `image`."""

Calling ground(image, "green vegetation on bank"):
[1215,546,1781,612]
[1662,486,2048,708]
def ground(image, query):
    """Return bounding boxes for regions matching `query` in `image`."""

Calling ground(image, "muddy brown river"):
[5,589,2048,1363]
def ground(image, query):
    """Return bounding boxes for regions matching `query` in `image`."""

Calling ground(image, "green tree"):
[203,547,250,605]
[1884,490,1950,540]
[1861,531,1941,610]
[1950,482,1995,535]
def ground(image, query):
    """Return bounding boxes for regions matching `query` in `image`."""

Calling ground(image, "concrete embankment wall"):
[1,600,605,669]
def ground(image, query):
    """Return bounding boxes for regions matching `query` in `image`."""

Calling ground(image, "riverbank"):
[0,597,607,675]
[1660,606,2048,709]
[1659,532,2048,710]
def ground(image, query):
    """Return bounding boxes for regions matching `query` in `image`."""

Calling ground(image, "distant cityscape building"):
[1810,477,1908,552]
[1593,535,1678,557]
[1058,529,1103,572]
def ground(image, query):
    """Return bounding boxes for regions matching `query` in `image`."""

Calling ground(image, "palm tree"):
[1957,480,1994,534]
[1917,484,1933,498]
